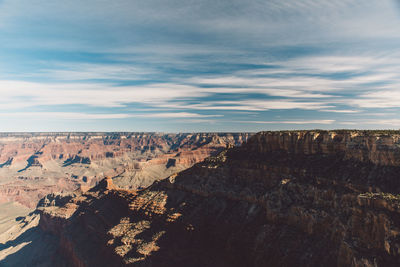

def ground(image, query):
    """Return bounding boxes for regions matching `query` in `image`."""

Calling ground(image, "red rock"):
[0,132,250,208]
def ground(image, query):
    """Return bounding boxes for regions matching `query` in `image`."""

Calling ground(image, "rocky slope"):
[36,130,400,266]
[0,132,250,208]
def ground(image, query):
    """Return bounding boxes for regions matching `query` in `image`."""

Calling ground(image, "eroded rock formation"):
[0,132,250,208]
[36,130,400,266]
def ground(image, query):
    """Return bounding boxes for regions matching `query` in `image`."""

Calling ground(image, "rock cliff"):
[37,130,400,266]
[0,132,250,208]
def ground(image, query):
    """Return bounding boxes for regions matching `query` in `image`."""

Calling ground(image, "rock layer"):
[37,130,400,266]
[0,132,250,208]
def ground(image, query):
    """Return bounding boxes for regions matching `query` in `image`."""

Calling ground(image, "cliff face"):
[246,131,400,193]
[37,131,400,267]
[0,132,250,208]
[248,131,400,166]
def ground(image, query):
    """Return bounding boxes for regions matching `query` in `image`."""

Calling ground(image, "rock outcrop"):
[0,132,250,208]
[37,130,400,266]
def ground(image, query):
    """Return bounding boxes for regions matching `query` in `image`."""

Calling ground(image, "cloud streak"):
[239,120,335,125]
[0,0,400,131]
[0,111,219,120]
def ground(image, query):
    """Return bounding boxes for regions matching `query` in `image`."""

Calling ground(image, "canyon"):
[0,132,249,266]
[2,130,400,266]
[0,132,249,208]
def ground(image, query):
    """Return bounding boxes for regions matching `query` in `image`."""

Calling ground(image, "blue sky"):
[0,0,400,132]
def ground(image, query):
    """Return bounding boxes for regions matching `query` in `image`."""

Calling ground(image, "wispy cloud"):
[0,0,400,131]
[339,119,400,127]
[0,80,206,108]
[0,111,218,120]
[239,120,335,125]
[350,90,400,108]
[0,112,131,120]
[41,63,154,81]
[132,112,222,118]
[320,109,360,113]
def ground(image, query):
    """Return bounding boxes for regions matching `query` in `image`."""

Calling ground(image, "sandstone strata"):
[37,130,400,266]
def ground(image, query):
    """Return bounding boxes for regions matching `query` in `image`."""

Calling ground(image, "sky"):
[0,0,400,132]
